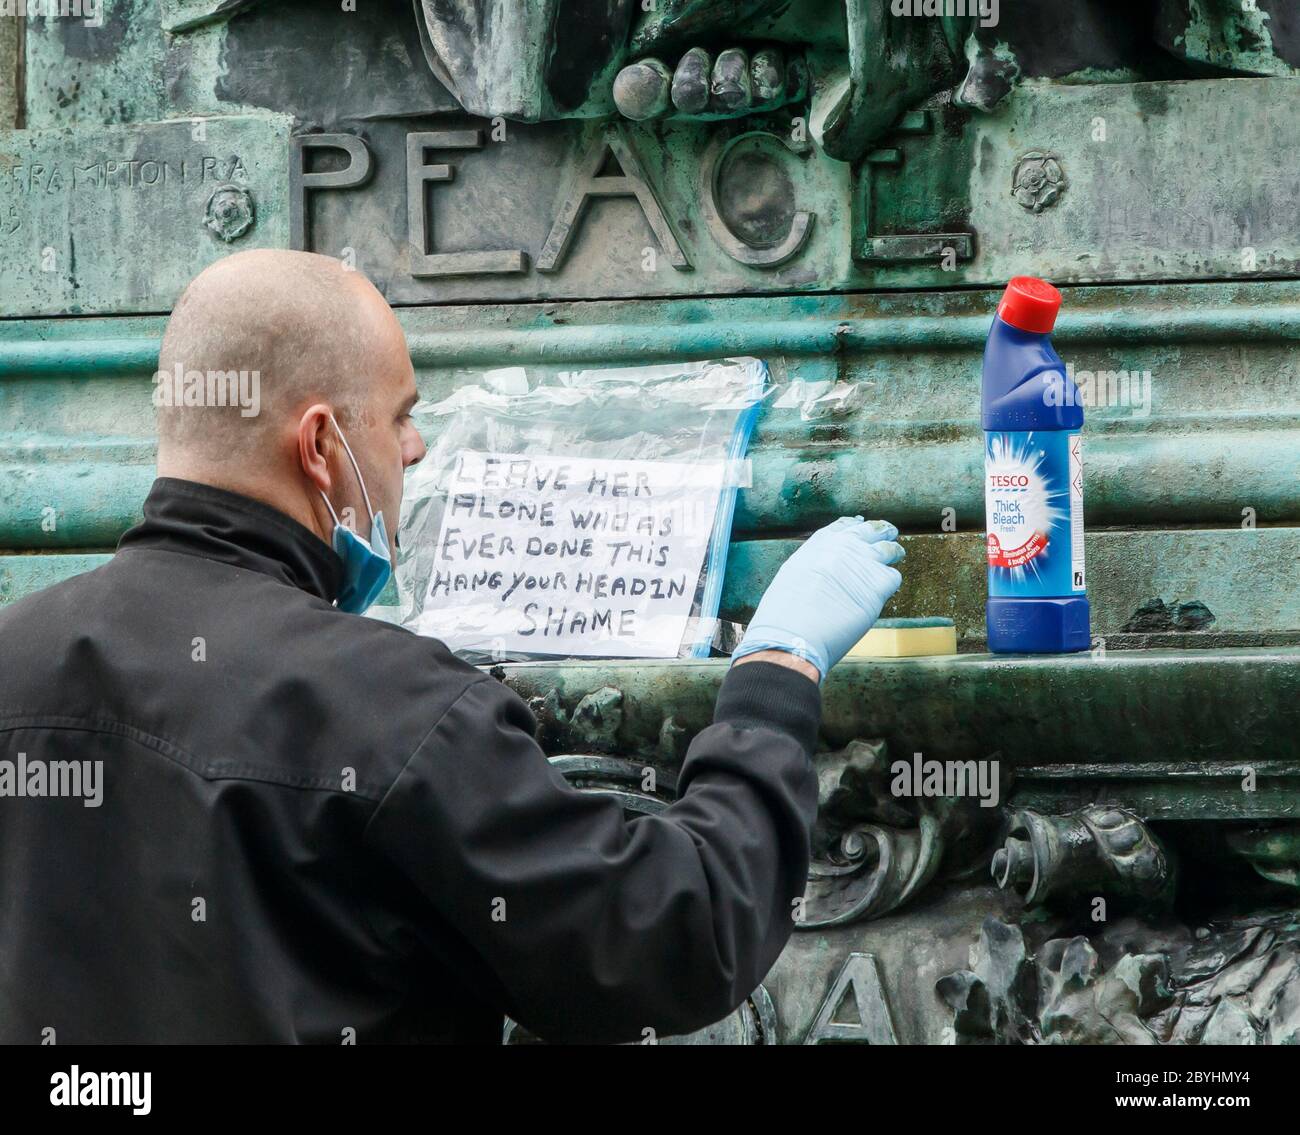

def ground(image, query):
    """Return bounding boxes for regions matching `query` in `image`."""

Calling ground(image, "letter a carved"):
[804,952,899,1044]
[537,128,692,273]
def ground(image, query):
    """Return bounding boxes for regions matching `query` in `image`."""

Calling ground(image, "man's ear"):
[297,404,337,496]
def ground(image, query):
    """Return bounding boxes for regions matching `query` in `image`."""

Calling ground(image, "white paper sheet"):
[419,450,728,658]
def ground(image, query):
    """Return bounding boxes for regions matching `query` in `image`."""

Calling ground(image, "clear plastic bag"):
[396,357,770,664]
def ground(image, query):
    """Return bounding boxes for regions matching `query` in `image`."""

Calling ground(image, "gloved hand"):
[731,516,905,683]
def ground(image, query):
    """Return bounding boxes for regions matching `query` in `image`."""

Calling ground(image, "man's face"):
[342,301,426,559]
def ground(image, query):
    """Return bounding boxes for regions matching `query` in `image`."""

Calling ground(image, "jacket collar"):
[117,477,344,603]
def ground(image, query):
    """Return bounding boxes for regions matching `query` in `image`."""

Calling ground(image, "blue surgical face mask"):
[318,415,392,614]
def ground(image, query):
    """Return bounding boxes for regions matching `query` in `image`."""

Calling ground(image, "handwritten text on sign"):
[421,451,728,657]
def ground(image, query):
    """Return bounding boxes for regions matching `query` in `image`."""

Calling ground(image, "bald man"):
[0,250,903,1044]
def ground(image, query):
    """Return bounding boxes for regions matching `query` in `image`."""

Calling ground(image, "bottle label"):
[985,430,1085,597]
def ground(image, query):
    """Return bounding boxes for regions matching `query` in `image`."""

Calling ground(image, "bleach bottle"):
[982,276,1090,653]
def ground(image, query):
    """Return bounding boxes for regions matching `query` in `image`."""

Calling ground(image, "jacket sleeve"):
[362,658,821,1044]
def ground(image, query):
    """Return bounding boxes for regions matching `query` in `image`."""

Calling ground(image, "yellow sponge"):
[846,617,957,659]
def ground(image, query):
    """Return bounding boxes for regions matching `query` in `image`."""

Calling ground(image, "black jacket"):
[0,477,821,1044]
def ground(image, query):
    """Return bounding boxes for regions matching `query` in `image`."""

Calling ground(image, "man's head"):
[155,249,425,558]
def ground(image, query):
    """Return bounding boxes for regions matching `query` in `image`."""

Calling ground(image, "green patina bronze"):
[2,0,1298,1044]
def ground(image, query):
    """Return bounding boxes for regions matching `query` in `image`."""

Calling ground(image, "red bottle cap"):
[997,276,1062,334]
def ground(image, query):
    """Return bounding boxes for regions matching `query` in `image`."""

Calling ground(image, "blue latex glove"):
[731,516,905,683]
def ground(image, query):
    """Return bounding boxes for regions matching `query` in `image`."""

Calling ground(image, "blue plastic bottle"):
[982,277,1090,653]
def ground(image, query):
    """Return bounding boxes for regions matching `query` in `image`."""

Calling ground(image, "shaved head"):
[157,250,394,459]
[154,249,425,556]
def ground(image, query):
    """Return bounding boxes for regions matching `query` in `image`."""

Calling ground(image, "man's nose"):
[402,425,427,468]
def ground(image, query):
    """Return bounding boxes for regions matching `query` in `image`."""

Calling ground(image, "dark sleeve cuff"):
[713,659,822,754]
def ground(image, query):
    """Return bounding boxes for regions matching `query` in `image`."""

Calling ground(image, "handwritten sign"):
[418,450,729,657]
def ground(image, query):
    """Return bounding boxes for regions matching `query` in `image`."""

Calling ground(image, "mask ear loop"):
[318,488,344,531]
[328,413,377,524]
